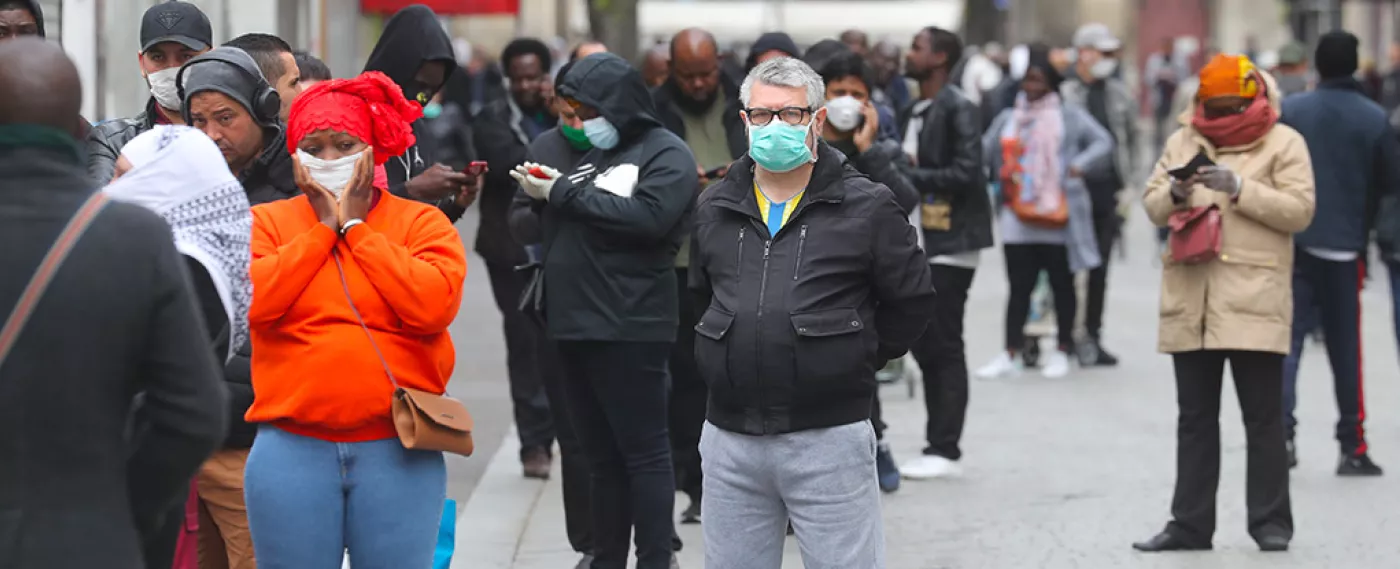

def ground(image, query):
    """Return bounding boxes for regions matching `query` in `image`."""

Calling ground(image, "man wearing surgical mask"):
[1061,22,1138,367]
[87,0,212,183]
[688,56,934,567]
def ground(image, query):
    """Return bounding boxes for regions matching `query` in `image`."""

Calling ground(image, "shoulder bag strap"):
[0,191,110,368]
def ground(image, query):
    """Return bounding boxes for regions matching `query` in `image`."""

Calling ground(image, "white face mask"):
[146,67,182,112]
[824,96,863,132]
[296,150,364,199]
[1090,59,1118,79]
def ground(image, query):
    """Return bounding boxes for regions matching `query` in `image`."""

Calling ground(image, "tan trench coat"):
[1143,72,1316,355]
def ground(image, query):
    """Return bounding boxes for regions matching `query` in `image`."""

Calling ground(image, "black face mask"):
[405,82,436,107]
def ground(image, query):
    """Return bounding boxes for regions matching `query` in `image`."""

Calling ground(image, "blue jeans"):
[244,426,446,569]
[1281,250,1367,455]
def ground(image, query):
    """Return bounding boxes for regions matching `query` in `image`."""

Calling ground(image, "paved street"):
[453,213,1400,569]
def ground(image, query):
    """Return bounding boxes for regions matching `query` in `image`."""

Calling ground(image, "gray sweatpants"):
[700,421,885,569]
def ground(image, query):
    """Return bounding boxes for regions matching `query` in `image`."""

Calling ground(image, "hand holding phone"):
[1167,149,1215,181]
[465,161,488,176]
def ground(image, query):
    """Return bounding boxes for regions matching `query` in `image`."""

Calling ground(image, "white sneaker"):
[900,454,963,479]
[1041,350,1071,378]
[975,352,1021,379]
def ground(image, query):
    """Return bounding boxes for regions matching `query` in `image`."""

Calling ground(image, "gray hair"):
[739,57,825,109]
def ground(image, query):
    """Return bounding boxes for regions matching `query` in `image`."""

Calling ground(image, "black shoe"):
[574,554,594,569]
[1077,338,1119,367]
[786,521,794,535]
[521,446,552,480]
[1286,440,1297,469]
[680,498,701,524]
[1257,534,1290,552]
[875,443,900,493]
[1132,531,1211,552]
[1337,453,1384,476]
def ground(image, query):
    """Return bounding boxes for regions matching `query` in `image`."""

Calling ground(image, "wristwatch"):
[340,218,365,236]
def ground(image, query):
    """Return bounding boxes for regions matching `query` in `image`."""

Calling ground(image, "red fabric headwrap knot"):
[286,71,425,165]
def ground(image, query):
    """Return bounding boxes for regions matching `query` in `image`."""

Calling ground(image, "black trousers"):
[1085,213,1119,339]
[1167,350,1293,545]
[485,261,555,454]
[557,340,676,569]
[670,268,706,501]
[910,264,976,460]
[1003,244,1076,351]
[537,333,594,554]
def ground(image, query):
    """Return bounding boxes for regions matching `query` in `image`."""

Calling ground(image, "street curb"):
[450,426,546,569]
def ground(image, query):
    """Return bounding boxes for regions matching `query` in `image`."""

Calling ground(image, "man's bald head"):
[669,28,721,106]
[671,28,718,62]
[641,43,670,88]
[0,38,82,135]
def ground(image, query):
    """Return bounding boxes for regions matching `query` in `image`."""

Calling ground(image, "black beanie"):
[746,32,800,71]
[1315,31,1359,79]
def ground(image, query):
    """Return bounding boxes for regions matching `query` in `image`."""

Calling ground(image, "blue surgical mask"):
[423,102,443,119]
[583,117,620,150]
[748,120,815,173]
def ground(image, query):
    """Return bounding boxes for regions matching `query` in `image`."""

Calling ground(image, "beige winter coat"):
[1143,71,1316,355]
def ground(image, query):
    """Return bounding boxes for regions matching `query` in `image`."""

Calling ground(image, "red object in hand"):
[528,166,550,179]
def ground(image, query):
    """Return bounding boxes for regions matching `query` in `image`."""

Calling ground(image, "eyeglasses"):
[744,106,814,126]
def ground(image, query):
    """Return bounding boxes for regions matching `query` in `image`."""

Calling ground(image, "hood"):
[746,32,800,71]
[16,0,45,37]
[1177,68,1283,127]
[363,5,455,97]
[558,53,661,142]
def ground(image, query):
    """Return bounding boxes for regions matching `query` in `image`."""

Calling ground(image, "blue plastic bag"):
[434,499,457,569]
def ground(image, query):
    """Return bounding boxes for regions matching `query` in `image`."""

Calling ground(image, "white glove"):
[1196,165,1242,198]
[509,162,563,201]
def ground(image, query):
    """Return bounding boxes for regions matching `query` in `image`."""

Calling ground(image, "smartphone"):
[1168,149,1214,180]
[528,166,551,179]
[465,161,488,176]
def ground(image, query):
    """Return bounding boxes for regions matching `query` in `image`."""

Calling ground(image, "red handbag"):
[1168,204,1222,264]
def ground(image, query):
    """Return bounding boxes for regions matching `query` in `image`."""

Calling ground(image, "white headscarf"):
[105,125,253,359]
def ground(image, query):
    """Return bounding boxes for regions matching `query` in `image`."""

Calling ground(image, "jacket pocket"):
[1215,249,1286,319]
[695,305,736,387]
[790,307,867,384]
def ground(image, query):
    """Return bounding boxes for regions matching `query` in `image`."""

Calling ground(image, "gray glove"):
[1196,165,1241,197]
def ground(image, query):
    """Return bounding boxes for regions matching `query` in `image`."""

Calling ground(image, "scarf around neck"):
[1191,80,1278,149]
[104,125,253,359]
[1005,92,1066,215]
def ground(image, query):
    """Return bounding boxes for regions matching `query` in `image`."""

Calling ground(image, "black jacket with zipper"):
[896,86,993,257]
[86,98,160,184]
[537,53,697,342]
[474,96,548,266]
[689,143,936,436]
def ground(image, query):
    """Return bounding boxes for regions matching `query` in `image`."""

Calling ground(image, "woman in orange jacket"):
[241,71,468,569]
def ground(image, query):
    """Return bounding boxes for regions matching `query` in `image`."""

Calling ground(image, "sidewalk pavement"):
[454,222,1400,568]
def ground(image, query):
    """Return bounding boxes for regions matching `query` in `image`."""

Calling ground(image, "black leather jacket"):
[86,98,160,184]
[896,86,994,257]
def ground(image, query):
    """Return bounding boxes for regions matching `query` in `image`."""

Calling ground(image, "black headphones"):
[176,49,282,126]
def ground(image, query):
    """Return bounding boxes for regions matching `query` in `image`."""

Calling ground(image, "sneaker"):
[680,498,701,524]
[1041,350,1071,379]
[1337,453,1384,476]
[875,442,900,493]
[1285,439,1297,469]
[521,446,552,480]
[976,352,1022,379]
[900,454,962,480]
[1077,337,1119,367]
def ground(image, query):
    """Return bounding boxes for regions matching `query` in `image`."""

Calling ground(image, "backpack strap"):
[0,191,110,367]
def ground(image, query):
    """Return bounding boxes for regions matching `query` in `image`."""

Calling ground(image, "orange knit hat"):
[1197,54,1260,101]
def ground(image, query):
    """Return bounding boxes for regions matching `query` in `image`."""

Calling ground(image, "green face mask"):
[561,123,593,151]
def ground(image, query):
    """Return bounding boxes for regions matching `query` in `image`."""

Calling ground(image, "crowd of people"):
[2,0,1398,567]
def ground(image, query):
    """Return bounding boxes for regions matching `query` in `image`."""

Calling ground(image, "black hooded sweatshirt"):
[363,5,466,220]
[539,53,698,342]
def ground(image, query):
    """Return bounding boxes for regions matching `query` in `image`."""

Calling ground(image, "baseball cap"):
[140,1,213,52]
[1072,23,1122,53]
[1278,42,1307,66]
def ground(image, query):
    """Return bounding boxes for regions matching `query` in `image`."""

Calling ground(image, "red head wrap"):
[286,71,424,165]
